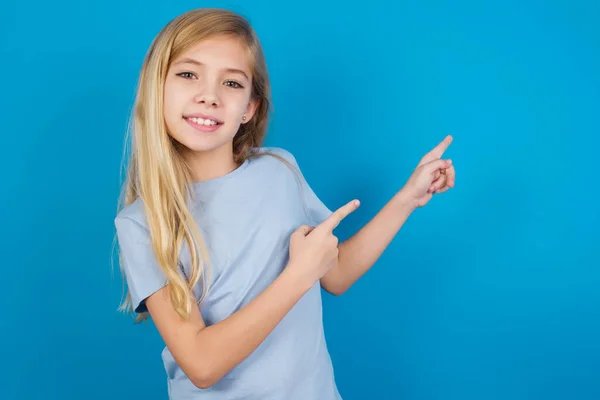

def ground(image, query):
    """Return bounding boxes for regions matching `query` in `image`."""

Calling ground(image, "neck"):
[183,143,240,182]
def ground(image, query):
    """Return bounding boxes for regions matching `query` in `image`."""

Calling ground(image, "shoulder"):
[258,146,296,160]
[250,146,300,168]
[114,197,149,234]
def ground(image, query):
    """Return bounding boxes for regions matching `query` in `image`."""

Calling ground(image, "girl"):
[114,8,455,400]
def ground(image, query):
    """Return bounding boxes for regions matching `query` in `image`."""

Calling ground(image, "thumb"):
[425,159,452,175]
[293,225,314,237]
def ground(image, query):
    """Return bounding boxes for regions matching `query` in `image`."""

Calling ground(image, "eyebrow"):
[172,57,250,80]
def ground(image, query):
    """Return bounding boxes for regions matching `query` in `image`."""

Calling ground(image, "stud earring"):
[242,115,247,122]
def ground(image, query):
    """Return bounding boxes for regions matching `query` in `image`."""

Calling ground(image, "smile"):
[184,116,223,133]
[186,116,219,126]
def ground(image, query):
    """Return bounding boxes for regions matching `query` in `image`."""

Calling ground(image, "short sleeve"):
[115,216,168,314]
[275,148,333,226]
[300,171,333,226]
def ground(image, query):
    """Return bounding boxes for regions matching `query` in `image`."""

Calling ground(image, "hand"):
[402,135,456,208]
[288,199,360,287]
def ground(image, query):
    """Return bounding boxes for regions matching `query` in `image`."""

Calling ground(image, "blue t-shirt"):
[114,147,342,399]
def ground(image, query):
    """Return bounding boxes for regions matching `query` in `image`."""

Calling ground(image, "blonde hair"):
[115,8,275,322]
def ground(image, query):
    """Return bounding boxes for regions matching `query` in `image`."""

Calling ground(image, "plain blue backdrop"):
[1,0,598,399]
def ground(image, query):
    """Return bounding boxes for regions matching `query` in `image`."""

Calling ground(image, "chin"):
[173,134,233,154]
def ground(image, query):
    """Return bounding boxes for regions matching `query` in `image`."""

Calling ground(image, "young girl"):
[114,8,455,400]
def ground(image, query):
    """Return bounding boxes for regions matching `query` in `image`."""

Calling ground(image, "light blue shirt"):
[115,147,342,399]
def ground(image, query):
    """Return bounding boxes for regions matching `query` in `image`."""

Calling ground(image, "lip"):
[183,113,224,124]
[184,116,222,133]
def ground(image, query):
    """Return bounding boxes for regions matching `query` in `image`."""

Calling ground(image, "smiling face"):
[163,35,259,157]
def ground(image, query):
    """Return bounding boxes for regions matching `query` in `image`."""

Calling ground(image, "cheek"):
[163,85,185,120]
[162,91,185,138]
[223,91,251,116]
[163,97,178,119]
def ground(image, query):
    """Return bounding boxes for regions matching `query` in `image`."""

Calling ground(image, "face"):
[163,36,258,156]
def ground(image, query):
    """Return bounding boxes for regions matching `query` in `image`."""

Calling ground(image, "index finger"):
[422,135,453,164]
[430,134,453,158]
[318,199,360,232]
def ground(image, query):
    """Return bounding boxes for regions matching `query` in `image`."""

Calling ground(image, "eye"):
[224,80,244,89]
[176,72,197,79]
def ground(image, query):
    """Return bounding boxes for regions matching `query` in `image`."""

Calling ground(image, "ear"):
[242,98,260,124]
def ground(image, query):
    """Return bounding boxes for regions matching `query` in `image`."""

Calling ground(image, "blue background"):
[1,0,598,399]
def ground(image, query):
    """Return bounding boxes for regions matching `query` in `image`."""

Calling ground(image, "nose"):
[193,84,220,107]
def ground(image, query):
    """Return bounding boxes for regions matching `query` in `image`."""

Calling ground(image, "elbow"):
[191,373,216,389]
[191,376,212,390]
[192,379,214,390]
[321,260,350,296]
[190,366,220,389]
[331,288,347,296]
[323,284,348,296]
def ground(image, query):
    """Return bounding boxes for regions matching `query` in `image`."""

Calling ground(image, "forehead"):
[172,36,252,74]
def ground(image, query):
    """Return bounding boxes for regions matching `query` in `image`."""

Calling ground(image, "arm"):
[320,135,456,296]
[147,265,312,389]
[320,190,416,295]
[119,200,358,390]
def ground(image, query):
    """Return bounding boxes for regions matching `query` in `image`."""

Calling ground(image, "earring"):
[242,115,247,122]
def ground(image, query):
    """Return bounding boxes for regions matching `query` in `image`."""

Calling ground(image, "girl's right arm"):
[147,263,311,389]
[145,199,358,389]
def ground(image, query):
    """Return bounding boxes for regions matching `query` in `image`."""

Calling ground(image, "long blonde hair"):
[115,8,273,322]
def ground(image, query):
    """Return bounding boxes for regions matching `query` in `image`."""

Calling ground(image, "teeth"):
[188,117,218,126]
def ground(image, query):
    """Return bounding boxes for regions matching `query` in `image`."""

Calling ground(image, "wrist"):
[393,188,418,214]
[281,262,315,295]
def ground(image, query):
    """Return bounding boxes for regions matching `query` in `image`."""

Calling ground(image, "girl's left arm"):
[319,190,415,295]
[320,135,456,295]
